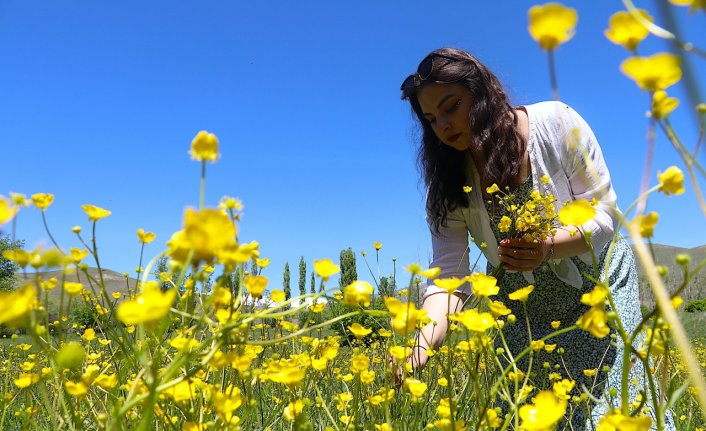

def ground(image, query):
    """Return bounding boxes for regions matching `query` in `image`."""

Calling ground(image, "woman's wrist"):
[543,235,555,261]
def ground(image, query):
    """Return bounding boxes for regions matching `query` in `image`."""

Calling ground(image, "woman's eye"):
[447,99,461,112]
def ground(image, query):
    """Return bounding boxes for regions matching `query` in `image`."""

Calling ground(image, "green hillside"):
[633,243,706,308]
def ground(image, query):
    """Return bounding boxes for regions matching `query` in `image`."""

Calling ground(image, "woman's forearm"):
[547,225,593,260]
[416,291,467,349]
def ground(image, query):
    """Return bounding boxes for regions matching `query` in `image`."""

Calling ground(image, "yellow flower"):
[657,166,685,196]
[9,192,30,207]
[94,373,118,390]
[668,0,706,12]
[621,53,682,92]
[314,258,340,281]
[348,323,372,340]
[630,212,659,238]
[137,228,156,244]
[82,328,96,342]
[404,378,428,399]
[433,277,467,294]
[528,3,578,51]
[449,309,495,333]
[350,354,369,373]
[651,90,680,120]
[244,275,268,298]
[581,284,609,307]
[539,175,551,184]
[531,340,545,351]
[116,281,177,325]
[551,320,561,329]
[375,423,393,431]
[212,385,243,424]
[219,195,243,211]
[576,306,610,338]
[255,258,270,268]
[310,302,326,313]
[69,248,89,264]
[0,196,18,225]
[14,373,40,389]
[419,266,442,279]
[0,284,38,327]
[271,289,285,303]
[498,216,512,233]
[469,273,498,297]
[463,185,472,193]
[373,242,383,250]
[598,410,652,431]
[343,280,374,307]
[509,284,535,302]
[65,380,89,398]
[63,281,84,296]
[583,368,598,377]
[168,208,237,264]
[217,240,259,267]
[31,193,54,210]
[489,300,511,316]
[81,204,111,221]
[283,399,306,422]
[552,379,575,400]
[385,297,425,335]
[486,184,501,194]
[559,199,596,226]
[519,390,567,430]
[260,358,306,387]
[604,10,652,52]
[189,130,220,162]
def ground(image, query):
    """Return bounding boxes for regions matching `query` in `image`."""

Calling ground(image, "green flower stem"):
[627,224,706,415]
[200,160,206,210]
[623,0,706,60]
[246,311,366,346]
[660,120,706,218]
[548,49,559,101]
[40,211,66,255]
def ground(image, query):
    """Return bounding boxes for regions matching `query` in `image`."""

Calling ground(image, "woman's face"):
[416,82,473,151]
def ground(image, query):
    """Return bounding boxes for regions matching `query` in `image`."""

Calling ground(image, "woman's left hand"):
[498,238,548,272]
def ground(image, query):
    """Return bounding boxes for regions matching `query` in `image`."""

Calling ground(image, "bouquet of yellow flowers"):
[480,176,559,281]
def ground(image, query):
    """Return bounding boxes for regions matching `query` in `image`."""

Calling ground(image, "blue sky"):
[1,1,705,289]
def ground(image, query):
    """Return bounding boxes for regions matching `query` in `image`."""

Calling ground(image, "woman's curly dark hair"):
[401,48,525,234]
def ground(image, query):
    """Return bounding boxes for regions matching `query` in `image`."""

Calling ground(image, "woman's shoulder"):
[524,101,576,123]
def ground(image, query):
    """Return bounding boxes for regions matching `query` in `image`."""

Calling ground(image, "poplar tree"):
[298,256,306,297]
[283,262,291,300]
[339,247,357,288]
[310,271,316,294]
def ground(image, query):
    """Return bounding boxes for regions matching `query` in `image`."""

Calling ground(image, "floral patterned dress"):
[484,173,674,430]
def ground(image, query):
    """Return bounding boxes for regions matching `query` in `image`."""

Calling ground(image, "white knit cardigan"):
[423,101,620,300]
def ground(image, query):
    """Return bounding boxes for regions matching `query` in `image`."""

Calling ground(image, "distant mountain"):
[632,243,706,308]
[13,267,139,310]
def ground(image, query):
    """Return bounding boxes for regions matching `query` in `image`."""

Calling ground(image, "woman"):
[399,48,673,429]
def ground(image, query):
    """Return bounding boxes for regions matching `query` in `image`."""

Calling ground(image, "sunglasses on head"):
[400,52,463,92]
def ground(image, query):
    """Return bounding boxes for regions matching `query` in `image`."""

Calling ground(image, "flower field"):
[1,2,706,431]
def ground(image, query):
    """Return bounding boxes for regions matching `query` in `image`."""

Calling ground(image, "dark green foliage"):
[282,262,292,299]
[298,257,306,297]
[378,276,395,297]
[310,271,316,294]
[70,301,97,328]
[0,234,23,292]
[284,262,291,300]
[339,247,357,288]
[325,296,390,347]
[154,256,171,291]
[685,299,706,313]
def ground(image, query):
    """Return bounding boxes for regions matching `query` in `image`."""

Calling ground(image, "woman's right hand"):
[392,346,430,386]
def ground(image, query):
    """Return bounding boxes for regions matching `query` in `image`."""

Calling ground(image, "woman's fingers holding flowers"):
[499,238,546,271]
